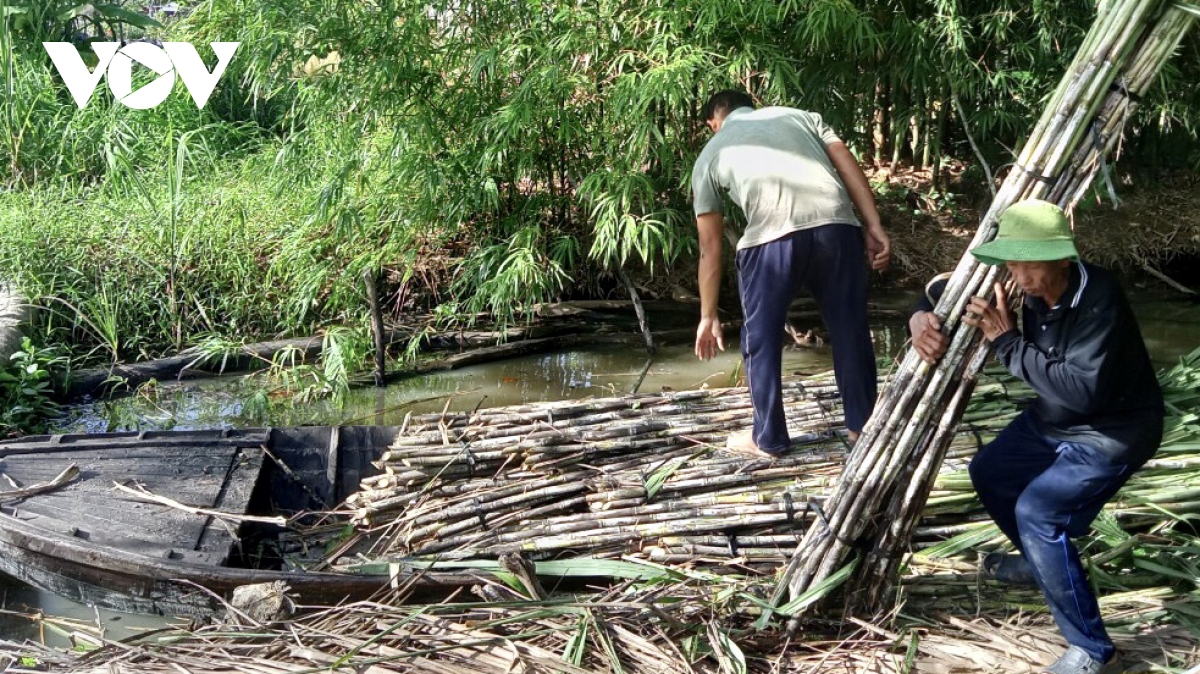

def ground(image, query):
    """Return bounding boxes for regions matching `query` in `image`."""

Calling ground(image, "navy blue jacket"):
[919,262,1163,460]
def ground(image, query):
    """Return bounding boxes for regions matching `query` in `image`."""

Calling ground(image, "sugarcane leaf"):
[1091,510,1131,546]
[1164,600,1200,620]
[1142,502,1196,525]
[681,632,711,660]
[331,605,430,669]
[491,570,524,592]
[736,591,776,612]
[1132,558,1198,583]
[902,631,920,674]
[562,614,589,667]
[644,454,691,500]
[589,609,625,674]
[777,555,860,616]
[917,523,1002,559]
[707,623,747,674]
[714,585,740,604]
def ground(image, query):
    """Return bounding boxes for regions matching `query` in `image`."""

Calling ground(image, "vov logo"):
[42,42,240,110]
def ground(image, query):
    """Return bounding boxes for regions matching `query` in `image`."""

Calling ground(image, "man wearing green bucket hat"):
[910,199,1164,674]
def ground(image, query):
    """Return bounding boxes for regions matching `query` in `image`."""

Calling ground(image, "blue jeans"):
[735,224,876,452]
[969,410,1150,663]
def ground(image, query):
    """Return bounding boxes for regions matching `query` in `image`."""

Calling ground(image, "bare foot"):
[725,430,782,459]
[847,430,860,444]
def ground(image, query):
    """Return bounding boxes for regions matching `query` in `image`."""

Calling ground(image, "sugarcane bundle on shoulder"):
[772,0,1195,653]
[910,200,1163,674]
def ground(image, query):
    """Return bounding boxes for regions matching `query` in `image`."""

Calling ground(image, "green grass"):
[0,149,315,365]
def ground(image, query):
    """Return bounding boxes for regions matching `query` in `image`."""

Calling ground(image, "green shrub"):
[0,338,67,435]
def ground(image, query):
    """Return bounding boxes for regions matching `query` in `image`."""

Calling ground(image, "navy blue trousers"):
[969,410,1152,663]
[735,224,876,452]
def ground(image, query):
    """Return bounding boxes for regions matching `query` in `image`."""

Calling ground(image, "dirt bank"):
[879,168,1200,288]
[622,169,1200,304]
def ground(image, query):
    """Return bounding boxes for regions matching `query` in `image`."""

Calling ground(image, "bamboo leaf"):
[91,4,162,29]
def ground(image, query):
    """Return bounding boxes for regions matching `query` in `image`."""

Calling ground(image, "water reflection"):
[52,331,908,433]
[0,575,182,646]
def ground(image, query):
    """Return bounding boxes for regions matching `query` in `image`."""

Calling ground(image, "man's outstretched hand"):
[694,316,725,361]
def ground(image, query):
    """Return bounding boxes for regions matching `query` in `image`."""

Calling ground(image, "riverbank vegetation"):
[1,0,1199,392]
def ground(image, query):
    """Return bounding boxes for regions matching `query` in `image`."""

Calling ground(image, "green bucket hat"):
[970,199,1079,266]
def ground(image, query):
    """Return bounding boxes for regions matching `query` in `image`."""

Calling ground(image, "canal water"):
[4,287,1198,643]
[50,288,1200,432]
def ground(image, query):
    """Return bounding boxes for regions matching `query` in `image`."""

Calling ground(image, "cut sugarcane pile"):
[336,351,1200,570]
[346,376,852,561]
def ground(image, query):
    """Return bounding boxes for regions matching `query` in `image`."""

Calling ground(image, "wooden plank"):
[6,464,232,506]
[0,430,269,456]
[9,444,242,460]
[3,445,236,473]
[15,488,229,528]
[329,425,396,502]
[326,426,340,506]
[0,441,243,557]
[0,446,251,477]
[3,511,475,590]
[12,492,231,551]
[0,513,474,617]
[195,447,265,556]
[0,509,224,565]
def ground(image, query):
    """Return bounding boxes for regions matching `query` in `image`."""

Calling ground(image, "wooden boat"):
[0,426,477,617]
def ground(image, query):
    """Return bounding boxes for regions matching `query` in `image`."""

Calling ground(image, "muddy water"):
[0,575,186,647]
[5,288,1197,640]
[52,329,907,431]
[52,289,1199,432]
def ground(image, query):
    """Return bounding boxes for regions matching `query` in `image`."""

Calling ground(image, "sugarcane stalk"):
[777,0,1192,618]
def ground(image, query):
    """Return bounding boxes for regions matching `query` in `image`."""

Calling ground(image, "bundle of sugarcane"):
[356,377,843,491]
[776,0,1197,617]
[345,375,853,559]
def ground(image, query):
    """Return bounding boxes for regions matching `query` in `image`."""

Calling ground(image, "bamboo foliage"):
[174,0,1183,334]
[777,0,1198,617]
[6,1,1199,371]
